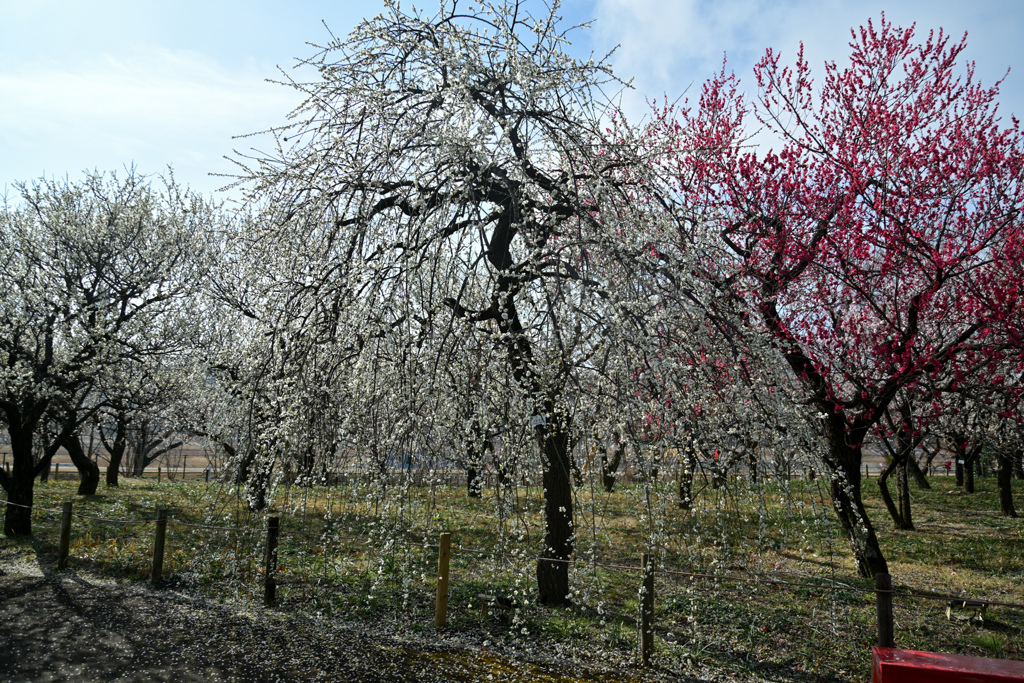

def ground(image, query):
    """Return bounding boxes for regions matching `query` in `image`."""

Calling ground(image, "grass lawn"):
[3,468,1022,682]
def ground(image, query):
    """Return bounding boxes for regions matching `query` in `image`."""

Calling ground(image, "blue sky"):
[2,0,1023,200]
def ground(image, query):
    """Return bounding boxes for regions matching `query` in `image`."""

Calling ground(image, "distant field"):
[0,442,216,479]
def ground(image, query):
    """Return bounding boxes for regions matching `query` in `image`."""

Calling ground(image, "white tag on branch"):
[530,414,546,427]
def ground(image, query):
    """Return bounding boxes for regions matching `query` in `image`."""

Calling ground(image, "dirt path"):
[0,563,667,683]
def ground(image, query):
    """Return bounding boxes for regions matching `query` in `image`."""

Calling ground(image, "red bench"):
[873,647,1024,682]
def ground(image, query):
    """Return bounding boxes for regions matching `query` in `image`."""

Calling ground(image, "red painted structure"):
[873,647,1024,682]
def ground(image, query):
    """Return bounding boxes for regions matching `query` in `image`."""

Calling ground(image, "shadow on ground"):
[0,559,670,683]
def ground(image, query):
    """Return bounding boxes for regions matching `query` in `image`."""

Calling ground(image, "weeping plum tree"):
[0,170,216,535]
[230,0,676,604]
[657,17,1024,576]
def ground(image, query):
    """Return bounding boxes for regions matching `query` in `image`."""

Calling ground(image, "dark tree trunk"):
[829,460,888,576]
[2,422,37,536]
[64,433,100,496]
[710,457,726,489]
[601,435,624,493]
[37,455,51,483]
[877,459,902,530]
[820,415,888,578]
[466,466,482,498]
[908,455,931,490]
[246,448,275,512]
[897,458,913,529]
[234,444,253,485]
[963,444,981,494]
[678,451,696,510]
[465,426,488,498]
[535,417,574,606]
[101,413,128,487]
[878,415,918,531]
[758,287,889,576]
[921,441,940,474]
[997,449,1018,518]
[951,435,968,487]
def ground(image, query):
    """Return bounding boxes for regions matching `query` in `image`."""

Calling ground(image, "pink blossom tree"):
[655,16,1024,576]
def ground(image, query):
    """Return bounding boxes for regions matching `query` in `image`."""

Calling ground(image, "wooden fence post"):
[640,553,655,666]
[435,532,452,628]
[54,463,60,481]
[875,572,894,648]
[157,466,161,483]
[264,516,280,606]
[205,468,210,484]
[151,508,168,585]
[57,502,73,570]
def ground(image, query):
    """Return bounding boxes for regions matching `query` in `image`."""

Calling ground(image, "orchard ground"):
[1,472,1022,682]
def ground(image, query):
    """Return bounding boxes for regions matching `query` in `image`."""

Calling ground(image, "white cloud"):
[591,0,1023,126]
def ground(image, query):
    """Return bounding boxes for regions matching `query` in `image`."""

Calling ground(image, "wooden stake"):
[640,553,655,666]
[875,572,894,648]
[55,463,60,481]
[157,466,161,483]
[205,468,210,484]
[264,516,280,606]
[57,502,73,570]
[151,509,168,585]
[435,532,452,628]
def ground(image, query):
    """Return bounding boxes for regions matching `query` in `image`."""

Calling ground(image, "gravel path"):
[0,564,662,683]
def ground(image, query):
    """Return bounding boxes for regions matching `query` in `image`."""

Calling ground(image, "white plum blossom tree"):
[0,170,217,534]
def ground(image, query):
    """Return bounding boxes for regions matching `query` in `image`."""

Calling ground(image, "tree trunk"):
[963,444,981,494]
[465,426,487,498]
[466,466,482,498]
[678,451,696,510]
[951,435,968,487]
[246,448,275,512]
[101,414,128,487]
[820,414,888,578]
[535,417,574,606]
[131,422,151,477]
[908,455,931,490]
[997,449,1018,518]
[64,432,100,496]
[601,436,624,493]
[877,457,904,530]
[234,444,252,485]
[879,404,917,530]
[2,422,36,536]
[897,457,913,529]
[37,455,51,483]
[829,462,888,576]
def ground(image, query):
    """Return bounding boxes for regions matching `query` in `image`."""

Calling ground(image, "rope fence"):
[4,495,1024,666]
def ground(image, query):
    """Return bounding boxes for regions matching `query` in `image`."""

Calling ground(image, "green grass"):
[3,470,1023,682]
